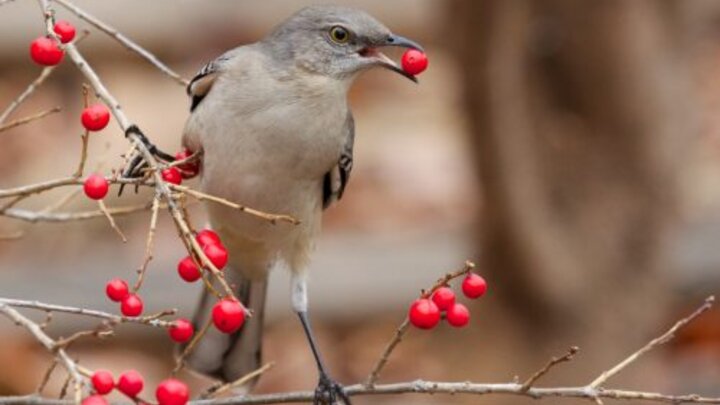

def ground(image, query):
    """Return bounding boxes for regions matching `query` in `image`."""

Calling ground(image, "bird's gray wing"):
[323,113,355,209]
[187,52,233,112]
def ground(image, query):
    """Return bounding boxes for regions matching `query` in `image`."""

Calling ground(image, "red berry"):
[408,298,441,329]
[120,294,143,317]
[91,370,114,395]
[161,167,182,185]
[431,287,456,311]
[175,149,199,179]
[177,256,201,282]
[29,37,64,66]
[156,378,190,405]
[82,395,108,405]
[83,174,109,200]
[203,243,228,269]
[196,229,221,248]
[105,278,129,302]
[462,273,487,299]
[446,303,470,327]
[401,49,428,76]
[117,370,144,398]
[81,104,111,132]
[168,319,194,343]
[53,20,76,44]
[212,299,245,333]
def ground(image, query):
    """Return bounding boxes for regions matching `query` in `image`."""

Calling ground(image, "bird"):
[131,5,422,404]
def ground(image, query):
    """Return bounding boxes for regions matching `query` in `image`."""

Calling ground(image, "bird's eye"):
[329,26,350,44]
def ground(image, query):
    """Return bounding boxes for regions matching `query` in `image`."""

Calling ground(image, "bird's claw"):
[313,374,351,405]
[118,125,174,196]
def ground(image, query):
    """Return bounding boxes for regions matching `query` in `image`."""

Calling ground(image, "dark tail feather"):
[183,269,268,387]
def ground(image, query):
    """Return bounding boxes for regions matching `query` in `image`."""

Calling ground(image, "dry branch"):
[0,107,61,133]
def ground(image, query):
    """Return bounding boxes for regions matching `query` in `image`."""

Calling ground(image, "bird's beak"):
[360,34,424,83]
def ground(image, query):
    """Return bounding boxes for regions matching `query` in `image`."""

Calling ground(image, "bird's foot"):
[119,125,175,196]
[313,373,351,405]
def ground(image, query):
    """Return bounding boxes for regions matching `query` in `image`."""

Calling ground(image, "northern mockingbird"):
[129,6,422,404]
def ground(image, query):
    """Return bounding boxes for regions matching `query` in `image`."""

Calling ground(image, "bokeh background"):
[1,1,720,404]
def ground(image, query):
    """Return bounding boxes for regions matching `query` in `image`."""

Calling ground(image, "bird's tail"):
[183,267,268,388]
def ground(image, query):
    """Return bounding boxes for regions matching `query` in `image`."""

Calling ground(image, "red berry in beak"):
[401,49,428,76]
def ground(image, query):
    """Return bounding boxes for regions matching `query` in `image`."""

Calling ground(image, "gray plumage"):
[180,5,422,393]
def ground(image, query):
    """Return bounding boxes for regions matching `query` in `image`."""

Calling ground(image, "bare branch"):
[521,346,579,391]
[0,67,55,125]
[0,107,61,133]
[97,200,128,242]
[51,0,189,86]
[201,363,275,399]
[0,298,174,328]
[0,303,84,404]
[589,295,715,388]
[133,195,160,291]
[3,203,154,223]
[170,184,300,225]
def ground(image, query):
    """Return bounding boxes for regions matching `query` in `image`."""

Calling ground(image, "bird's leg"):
[292,273,351,405]
[119,125,175,195]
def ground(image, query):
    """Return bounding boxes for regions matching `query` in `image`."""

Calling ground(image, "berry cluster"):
[105,278,144,317]
[176,229,246,334]
[84,370,189,405]
[401,49,429,76]
[29,20,76,66]
[408,272,487,330]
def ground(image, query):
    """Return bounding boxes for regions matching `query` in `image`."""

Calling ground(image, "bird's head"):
[263,5,424,83]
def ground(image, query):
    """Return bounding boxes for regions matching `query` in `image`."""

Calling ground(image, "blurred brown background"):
[2,1,720,403]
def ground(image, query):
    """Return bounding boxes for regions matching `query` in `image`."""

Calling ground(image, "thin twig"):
[171,184,300,225]
[0,107,61,133]
[589,295,715,388]
[201,363,275,399]
[51,0,188,86]
[72,86,91,177]
[0,303,83,404]
[97,200,128,242]
[173,317,213,374]
[3,203,155,223]
[133,195,160,291]
[520,346,579,391]
[0,298,174,328]
[36,360,58,395]
[0,67,55,125]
